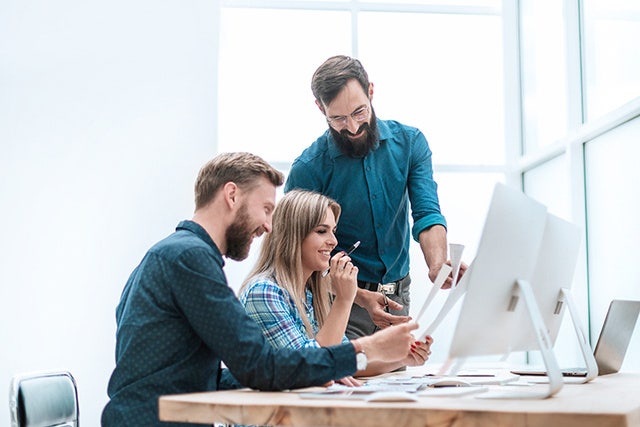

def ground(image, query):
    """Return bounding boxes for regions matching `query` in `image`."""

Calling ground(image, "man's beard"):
[225,203,256,261]
[330,108,379,158]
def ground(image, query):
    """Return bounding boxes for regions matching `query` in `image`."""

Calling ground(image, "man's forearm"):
[419,224,448,279]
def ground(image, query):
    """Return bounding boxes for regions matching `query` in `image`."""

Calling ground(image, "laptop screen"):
[594,299,640,375]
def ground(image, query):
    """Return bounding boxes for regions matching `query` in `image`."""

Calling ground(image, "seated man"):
[102,152,418,427]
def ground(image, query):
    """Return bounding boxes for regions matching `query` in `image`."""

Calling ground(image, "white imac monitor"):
[512,213,598,382]
[448,182,547,358]
[512,213,582,350]
[445,182,565,398]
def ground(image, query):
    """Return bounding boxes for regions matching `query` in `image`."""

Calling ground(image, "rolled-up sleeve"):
[408,130,447,241]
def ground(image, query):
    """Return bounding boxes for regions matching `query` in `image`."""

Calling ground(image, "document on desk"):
[297,375,488,400]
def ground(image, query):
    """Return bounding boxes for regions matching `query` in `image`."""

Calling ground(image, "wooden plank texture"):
[159,373,640,427]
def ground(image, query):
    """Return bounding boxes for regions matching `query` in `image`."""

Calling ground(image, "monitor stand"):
[539,287,599,384]
[441,279,564,399]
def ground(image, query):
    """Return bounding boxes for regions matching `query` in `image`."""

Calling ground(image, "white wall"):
[0,1,220,424]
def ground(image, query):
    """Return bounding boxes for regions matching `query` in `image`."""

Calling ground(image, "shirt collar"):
[176,220,224,263]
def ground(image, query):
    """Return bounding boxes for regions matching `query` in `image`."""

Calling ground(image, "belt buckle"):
[377,283,397,295]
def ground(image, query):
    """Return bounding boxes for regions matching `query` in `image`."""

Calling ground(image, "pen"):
[322,240,361,277]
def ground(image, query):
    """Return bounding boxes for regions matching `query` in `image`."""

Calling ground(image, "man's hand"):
[431,261,469,290]
[355,288,411,328]
[335,376,363,387]
[356,322,419,363]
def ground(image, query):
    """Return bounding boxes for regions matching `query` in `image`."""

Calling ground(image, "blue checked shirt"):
[240,278,350,349]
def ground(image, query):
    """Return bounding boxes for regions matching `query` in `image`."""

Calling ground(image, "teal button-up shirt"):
[285,119,446,283]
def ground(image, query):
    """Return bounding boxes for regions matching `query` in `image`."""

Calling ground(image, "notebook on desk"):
[512,299,640,377]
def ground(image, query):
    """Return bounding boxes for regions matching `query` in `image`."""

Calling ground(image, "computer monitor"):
[444,182,565,398]
[511,213,582,352]
[448,182,547,358]
[510,212,597,382]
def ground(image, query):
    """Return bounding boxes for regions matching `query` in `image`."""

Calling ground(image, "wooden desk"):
[159,372,640,427]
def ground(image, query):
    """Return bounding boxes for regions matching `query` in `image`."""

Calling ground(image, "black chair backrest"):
[9,371,79,427]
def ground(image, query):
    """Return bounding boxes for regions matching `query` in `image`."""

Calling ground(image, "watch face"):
[356,352,367,370]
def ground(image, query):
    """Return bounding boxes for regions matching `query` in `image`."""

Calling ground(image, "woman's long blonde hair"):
[240,189,341,338]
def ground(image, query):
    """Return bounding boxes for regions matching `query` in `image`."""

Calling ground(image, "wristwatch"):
[352,340,368,371]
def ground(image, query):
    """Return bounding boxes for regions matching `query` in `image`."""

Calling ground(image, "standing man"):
[285,55,464,340]
[102,152,418,426]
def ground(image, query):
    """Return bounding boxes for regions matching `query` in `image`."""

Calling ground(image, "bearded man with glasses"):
[285,55,466,349]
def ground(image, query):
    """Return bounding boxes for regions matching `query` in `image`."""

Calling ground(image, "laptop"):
[511,299,640,377]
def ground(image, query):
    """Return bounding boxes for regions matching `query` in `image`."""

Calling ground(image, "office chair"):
[9,370,79,427]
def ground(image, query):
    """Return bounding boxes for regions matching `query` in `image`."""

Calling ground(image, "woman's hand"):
[403,335,434,367]
[329,252,358,303]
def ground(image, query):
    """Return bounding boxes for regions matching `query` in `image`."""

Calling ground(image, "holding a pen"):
[239,190,433,379]
[322,240,360,277]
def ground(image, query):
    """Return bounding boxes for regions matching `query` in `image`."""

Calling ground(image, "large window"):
[218,0,640,368]
[520,0,571,152]
[218,1,508,364]
[584,117,640,370]
[582,0,640,120]
[518,0,640,368]
[218,2,504,169]
[358,11,504,165]
[218,8,350,162]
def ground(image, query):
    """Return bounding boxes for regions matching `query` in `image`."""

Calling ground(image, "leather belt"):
[357,276,408,295]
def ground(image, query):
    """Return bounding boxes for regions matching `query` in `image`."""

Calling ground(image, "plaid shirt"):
[240,278,349,349]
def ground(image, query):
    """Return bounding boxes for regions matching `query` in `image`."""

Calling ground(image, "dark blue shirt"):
[102,220,356,427]
[285,119,446,283]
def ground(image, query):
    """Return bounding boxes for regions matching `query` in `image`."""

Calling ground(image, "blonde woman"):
[239,189,432,380]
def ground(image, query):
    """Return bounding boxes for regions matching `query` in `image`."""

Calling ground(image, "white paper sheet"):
[414,264,452,323]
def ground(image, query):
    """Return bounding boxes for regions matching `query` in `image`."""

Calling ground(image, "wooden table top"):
[159,371,640,427]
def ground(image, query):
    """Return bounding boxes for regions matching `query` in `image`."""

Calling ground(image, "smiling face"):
[324,79,372,138]
[225,176,276,261]
[300,207,338,280]
[323,79,379,158]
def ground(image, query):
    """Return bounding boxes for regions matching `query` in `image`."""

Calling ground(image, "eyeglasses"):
[326,105,370,128]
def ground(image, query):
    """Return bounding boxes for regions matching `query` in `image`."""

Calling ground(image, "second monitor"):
[443,183,585,397]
